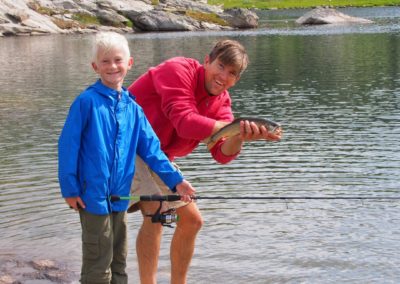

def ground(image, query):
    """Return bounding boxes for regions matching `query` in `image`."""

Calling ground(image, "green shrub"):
[27,1,56,16]
[125,19,134,28]
[186,10,228,26]
[72,13,100,26]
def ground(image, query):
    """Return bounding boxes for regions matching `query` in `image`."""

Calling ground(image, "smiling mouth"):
[214,79,223,87]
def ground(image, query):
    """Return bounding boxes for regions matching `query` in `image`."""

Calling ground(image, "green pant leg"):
[79,210,113,284]
[111,211,128,284]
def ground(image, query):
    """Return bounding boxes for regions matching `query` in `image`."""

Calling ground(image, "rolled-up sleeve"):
[210,138,241,164]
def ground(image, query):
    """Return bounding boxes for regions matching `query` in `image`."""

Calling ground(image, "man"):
[128,39,282,284]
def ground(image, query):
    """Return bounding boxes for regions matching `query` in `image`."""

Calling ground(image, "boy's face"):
[203,55,240,96]
[92,47,133,91]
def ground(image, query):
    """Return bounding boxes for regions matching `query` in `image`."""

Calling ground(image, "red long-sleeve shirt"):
[128,57,239,163]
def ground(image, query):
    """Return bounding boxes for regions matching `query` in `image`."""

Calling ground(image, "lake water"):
[0,6,400,283]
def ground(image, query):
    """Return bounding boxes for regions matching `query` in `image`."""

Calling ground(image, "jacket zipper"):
[109,91,122,212]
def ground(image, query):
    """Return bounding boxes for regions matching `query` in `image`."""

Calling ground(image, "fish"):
[207,117,281,144]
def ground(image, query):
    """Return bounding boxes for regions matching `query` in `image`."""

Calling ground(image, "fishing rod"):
[111,194,400,227]
[110,195,400,202]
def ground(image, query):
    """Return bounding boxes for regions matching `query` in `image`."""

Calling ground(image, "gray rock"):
[162,0,223,14]
[0,257,78,283]
[200,20,231,30]
[6,9,30,23]
[0,23,51,36]
[52,0,81,10]
[0,274,16,284]
[0,13,10,24]
[95,9,130,27]
[0,0,258,36]
[132,10,199,31]
[30,259,58,270]
[0,0,64,36]
[296,7,373,25]
[97,0,152,13]
[221,8,259,29]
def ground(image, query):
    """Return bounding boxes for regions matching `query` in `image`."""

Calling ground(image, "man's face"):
[204,55,240,96]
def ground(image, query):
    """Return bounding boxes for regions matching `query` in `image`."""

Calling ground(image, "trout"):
[207,117,281,144]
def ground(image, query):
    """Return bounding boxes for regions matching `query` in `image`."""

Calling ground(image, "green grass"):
[207,0,400,9]
[72,13,101,26]
[186,10,229,26]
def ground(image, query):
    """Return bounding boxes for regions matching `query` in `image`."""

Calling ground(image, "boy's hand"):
[65,197,86,211]
[175,180,196,202]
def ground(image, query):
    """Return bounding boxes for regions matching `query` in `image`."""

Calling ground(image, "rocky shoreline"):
[0,1,376,37]
[0,0,259,37]
[0,255,78,284]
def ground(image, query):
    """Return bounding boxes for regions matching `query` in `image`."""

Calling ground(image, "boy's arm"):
[136,114,195,198]
[58,98,87,199]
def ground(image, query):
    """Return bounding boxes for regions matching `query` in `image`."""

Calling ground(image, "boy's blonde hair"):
[92,32,130,62]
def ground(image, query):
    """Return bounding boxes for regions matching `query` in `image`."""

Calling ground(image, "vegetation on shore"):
[207,0,400,9]
[186,10,229,26]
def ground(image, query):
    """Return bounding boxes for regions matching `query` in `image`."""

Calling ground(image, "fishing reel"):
[146,201,179,228]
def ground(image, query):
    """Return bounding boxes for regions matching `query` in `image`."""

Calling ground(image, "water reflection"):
[0,7,399,283]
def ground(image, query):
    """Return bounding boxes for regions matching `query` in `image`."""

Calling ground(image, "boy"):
[58,31,195,284]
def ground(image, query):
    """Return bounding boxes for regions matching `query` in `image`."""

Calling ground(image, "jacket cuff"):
[210,139,241,164]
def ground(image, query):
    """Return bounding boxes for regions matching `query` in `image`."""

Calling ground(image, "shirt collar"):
[92,79,130,100]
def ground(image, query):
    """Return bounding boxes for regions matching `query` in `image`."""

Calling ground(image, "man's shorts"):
[127,156,188,213]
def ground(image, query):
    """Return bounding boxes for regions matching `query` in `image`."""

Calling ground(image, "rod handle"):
[110,195,182,202]
[141,195,182,201]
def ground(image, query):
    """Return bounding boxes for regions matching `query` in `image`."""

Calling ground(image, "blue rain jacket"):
[58,80,183,215]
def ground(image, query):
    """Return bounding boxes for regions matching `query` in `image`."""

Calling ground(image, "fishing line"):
[110,195,400,202]
[111,195,400,226]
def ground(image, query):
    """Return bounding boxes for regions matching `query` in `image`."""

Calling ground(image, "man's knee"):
[177,205,204,232]
[188,211,204,231]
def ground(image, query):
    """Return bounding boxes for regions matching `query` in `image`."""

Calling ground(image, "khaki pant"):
[128,156,188,213]
[79,210,128,284]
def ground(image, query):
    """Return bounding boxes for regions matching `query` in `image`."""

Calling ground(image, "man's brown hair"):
[208,39,249,76]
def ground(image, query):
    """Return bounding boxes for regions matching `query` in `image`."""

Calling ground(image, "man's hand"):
[65,197,86,211]
[239,120,282,142]
[175,180,196,202]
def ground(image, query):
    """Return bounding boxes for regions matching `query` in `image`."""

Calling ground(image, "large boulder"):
[296,7,373,25]
[95,9,130,27]
[221,8,259,29]
[132,10,200,31]
[0,0,64,36]
[96,0,153,14]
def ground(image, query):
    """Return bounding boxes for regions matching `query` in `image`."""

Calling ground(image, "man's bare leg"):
[170,202,203,284]
[137,201,164,284]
